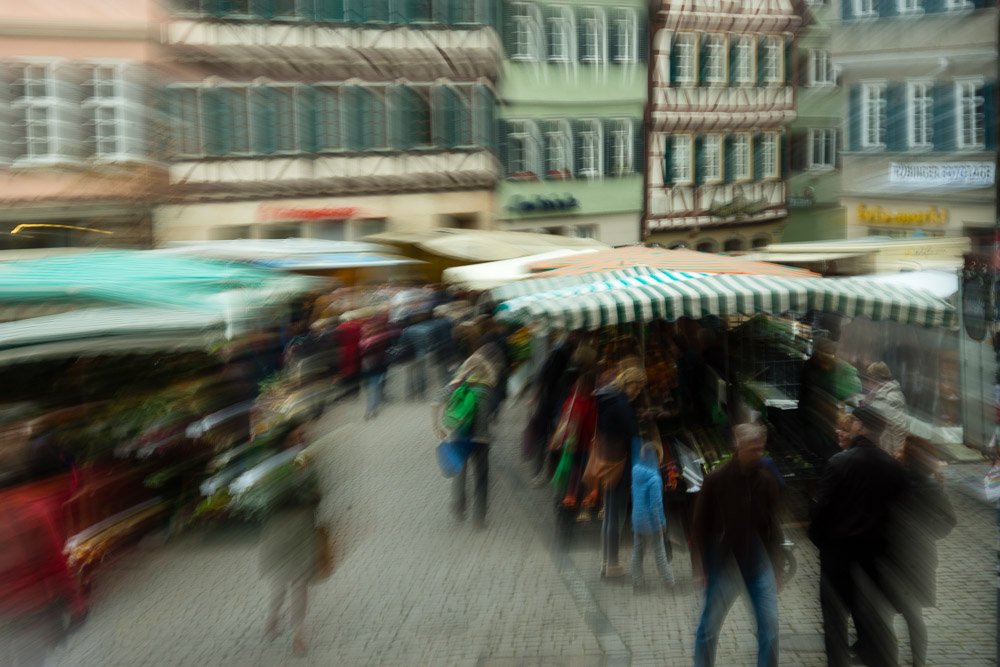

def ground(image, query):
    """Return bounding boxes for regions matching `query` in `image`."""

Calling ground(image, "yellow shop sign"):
[857,202,948,226]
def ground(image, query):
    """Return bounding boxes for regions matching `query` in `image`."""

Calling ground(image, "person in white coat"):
[862,362,909,456]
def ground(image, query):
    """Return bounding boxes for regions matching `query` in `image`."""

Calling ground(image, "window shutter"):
[315,0,344,21]
[699,35,708,85]
[983,81,996,151]
[389,85,410,150]
[576,9,587,62]
[541,121,553,177]
[544,8,556,60]
[497,118,510,176]
[971,0,989,8]
[880,0,897,18]
[297,85,318,153]
[431,86,445,147]
[924,0,942,11]
[842,0,855,19]
[694,134,705,183]
[633,118,644,174]
[752,131,763,180]
[637,12,648,64]
[344,85,363,150]
[780,132,788,179]
[250,86,271,154]
[345,0,364,22]
[932,81,954,151]
[848,85,861,151]
[433,0,450,24]
[473,85,494,149]
[201,87,222,156]
[790,130,806,170]
[885,83,906,151]
[0,72,21,163]
[784,35,793,86]
[573,119,585,176]
[662,134,672,185]
[757,37,766,85]
[724,134,735,181]
[255,0,276,19]
[502,2,515,57]
[604,119,615,176]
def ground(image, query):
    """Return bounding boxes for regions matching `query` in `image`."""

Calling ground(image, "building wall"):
[831,0,997,241]
[495,0,647,245]
[645,0,804,252]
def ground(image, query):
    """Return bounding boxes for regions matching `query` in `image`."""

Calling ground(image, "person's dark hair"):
[852,405,886,436]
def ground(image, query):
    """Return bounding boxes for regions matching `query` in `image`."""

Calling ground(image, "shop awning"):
[494,273,954,331]
[253,252,422,271]
[528,247,821,279]
[441,249,600,290]
[487,266,706,303]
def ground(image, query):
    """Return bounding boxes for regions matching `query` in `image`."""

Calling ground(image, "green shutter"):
[984,81,996,151]
[250,87,272,154]
[431,86,448,147]
[202,87,224,156]
[637,12,648,64]
[780,132,788,179]
[694,134,705,183]
[344,85,363,150]
[886,83,906,150]
[389,85,409,149]
[752,132,763,180]
[345,0,364,22]
[472,85,493,149]
[663,134,672,184]
[497,118,510,176]
[298,85,318,153]
[633,118,644,175]
[724,134,735,182]
[315,0,345,21]
[848,85,861,151]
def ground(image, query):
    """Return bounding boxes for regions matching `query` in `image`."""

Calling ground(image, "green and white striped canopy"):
[487,266,707,303]
[494,273,954,331]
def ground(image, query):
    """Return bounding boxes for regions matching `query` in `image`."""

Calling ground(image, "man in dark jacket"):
[692,422,784,667]
[809,406,906,667]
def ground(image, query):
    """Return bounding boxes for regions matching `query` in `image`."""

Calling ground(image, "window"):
[733,36,754,84]
[808,50,834,86]
[547,6,573,62]
[272,86,296,153]
[579,119,603,178]
[907,81,932,148]
[512,3,543,61]
[452,1,476,23]
[695,240,717,253]
[751,236,770,249]
[220,86,251,155]
[854,0,877,17]
[898,0,922,13]
[671,134,692,184]
[703,134,722,182]
[861,82,886,148]
[808,129,836,169]
[762,36,783,84]
[732,132,750,180]
[610,119,633,176]
[723,238,744,252]
[84,66,119,158]
[704,34,726,84]
[674,33,696,84]
[545,119,572,177]
[409,87,432,148]
[507,120,541,177]
[759,132,779,178]
[12,64,54,161]
[957,80,985,149]
[611,9,637,64]
[579,7,606,64]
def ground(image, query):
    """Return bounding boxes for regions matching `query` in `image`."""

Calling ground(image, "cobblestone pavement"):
[47,375,997,666]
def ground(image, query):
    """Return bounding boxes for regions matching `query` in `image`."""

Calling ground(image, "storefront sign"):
[787,187,816,209]
[857,202,948,226]
[888,162,995,187]
[258,205,364,221]
[506,194,579,214]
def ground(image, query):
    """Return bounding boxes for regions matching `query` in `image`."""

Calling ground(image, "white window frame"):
[610,118,633,176]
[82,62,150,162]
[671,133,693,184]
[945,0,973,10]
[808,50,835,87]
[508,119,542,177]
[703,133,723,182]
[612,8,637,64]
[762,36,783,85]
[898,0,923,14]
[854,0,877,17]
[906,80,932,149]
[168,85,202,158]
[512,3,544,62]
[861,81,887,149]
[807,128,836,169]
[732,132,751,181]
[956,78,985,150]
[760,132,779,179]
[733,35,754,85]
[579,118,603,179]
[547,5,574,62]
[12,62,55,162]
[704,34,727,84]
[674,32,697,85]
[580,7,607,64]
[545,119,572,176]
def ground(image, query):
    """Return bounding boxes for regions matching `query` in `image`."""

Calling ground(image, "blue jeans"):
[694,562,779,667]
[365,370,386,416]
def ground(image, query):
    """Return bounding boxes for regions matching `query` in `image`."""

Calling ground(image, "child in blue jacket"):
[631,442,675,589]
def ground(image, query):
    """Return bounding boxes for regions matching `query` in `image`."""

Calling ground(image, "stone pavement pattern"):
[46,374,997,666]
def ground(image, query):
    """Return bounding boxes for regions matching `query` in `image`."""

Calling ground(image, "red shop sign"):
[258,205,365,221]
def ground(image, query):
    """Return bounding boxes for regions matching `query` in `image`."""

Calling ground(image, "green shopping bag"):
[550,447,574,495]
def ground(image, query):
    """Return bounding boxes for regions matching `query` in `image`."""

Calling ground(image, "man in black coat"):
[809,406,906,667]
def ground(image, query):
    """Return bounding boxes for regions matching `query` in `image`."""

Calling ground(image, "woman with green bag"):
[550,346,599,518]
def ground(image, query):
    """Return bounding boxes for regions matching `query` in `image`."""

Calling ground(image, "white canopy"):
[441,249,599,290]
